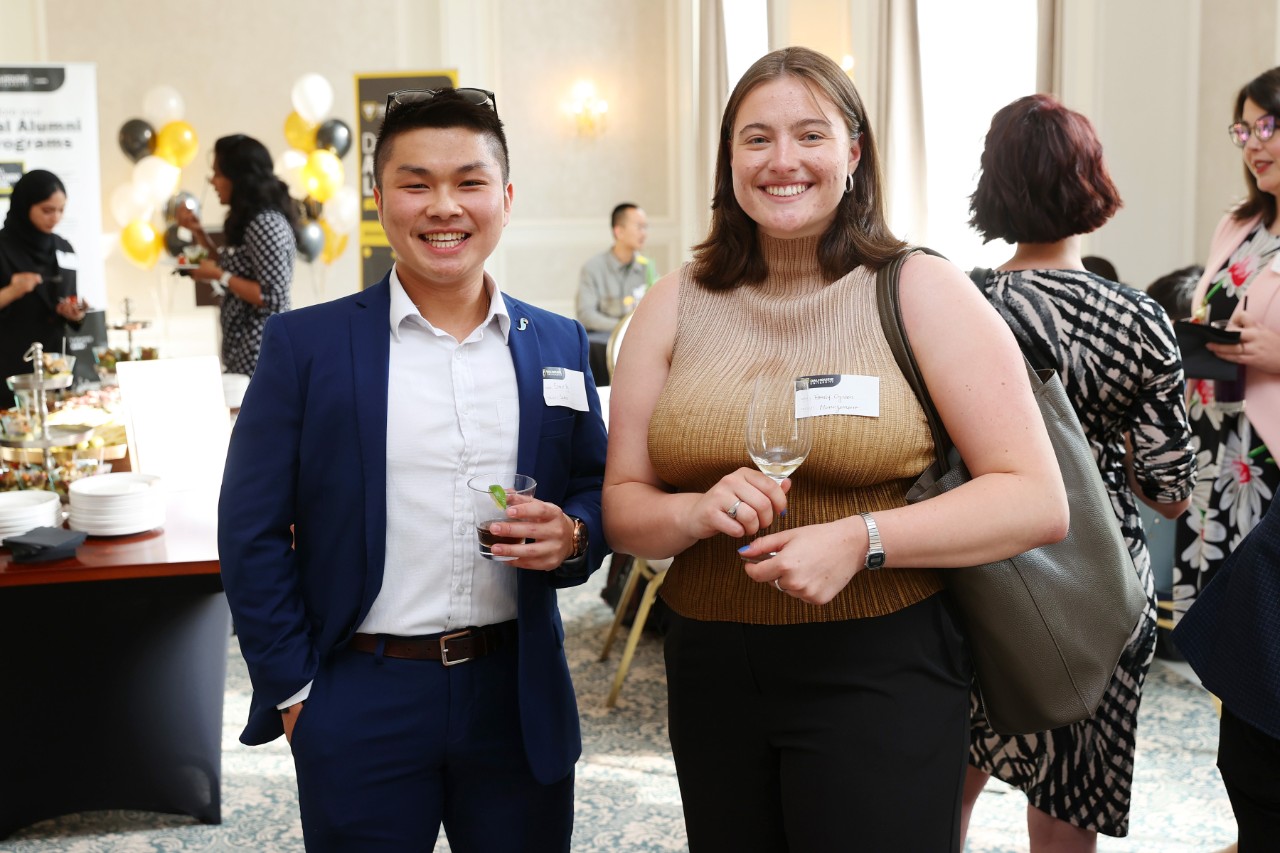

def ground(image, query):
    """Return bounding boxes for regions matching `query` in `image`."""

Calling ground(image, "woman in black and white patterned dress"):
[958,95,1197,850]
[176,135,297,375]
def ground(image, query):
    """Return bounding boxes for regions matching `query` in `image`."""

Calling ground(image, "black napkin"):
[2,526,87,563]
[1174,320,1243,381]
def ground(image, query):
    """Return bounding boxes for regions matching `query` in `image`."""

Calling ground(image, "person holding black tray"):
[0,169,87,409]
[1173,66,1280,636]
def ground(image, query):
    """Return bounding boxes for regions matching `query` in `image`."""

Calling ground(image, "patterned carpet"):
[1,565,1238,852]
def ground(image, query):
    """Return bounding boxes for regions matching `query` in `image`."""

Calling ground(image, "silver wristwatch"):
[859,512,885,570]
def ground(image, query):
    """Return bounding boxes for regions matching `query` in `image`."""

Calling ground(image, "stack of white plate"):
[67,473,165,536]
[0,490,63,540]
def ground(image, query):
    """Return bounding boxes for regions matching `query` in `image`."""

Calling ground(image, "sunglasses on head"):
[385,87,498,117]
[1228,114,1276,147]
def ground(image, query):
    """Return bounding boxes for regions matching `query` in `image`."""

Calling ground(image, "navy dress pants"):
[288,640,574,852]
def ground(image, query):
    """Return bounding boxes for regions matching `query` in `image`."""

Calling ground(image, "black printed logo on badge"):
[800,374,841,388]
[542,367,565,379]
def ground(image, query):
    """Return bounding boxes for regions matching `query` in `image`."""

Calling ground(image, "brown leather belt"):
[349,621,518,666]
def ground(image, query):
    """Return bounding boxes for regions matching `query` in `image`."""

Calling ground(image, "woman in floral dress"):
[1175,66,1280,625]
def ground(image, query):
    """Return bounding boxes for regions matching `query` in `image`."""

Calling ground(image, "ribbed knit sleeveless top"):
[649,234,944,624]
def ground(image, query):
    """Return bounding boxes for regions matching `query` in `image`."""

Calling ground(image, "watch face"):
[866,551,886,570]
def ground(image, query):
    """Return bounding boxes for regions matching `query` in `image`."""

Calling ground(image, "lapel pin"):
[518,318,529,331]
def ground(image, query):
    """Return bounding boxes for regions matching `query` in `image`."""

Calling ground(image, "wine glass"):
[745,375,812,483]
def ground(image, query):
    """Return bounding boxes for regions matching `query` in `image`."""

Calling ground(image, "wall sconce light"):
[566,80,608,136]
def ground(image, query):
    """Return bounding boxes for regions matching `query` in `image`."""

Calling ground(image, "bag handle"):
[874,247,951,470]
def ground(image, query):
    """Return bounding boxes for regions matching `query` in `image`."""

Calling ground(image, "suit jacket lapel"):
[505,295,543,481]
[351,280,391,605]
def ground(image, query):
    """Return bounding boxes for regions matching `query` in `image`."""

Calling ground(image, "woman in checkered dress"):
[176,134,297,375]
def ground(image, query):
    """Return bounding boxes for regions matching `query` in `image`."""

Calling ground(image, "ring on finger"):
[773,578,785,592]
[725,499,742,519]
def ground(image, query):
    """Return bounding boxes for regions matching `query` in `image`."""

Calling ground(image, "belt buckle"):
[439,630,472,666]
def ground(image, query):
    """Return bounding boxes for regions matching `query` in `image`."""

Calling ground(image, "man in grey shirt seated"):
[576,202,654,332]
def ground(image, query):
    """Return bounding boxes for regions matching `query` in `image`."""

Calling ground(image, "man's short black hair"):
[374,88,510,189]
[611,202,639,230]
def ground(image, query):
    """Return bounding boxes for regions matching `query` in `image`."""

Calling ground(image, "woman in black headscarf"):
[0,169,87,408]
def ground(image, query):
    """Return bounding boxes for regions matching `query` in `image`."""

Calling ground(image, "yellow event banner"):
[353,70,456,290]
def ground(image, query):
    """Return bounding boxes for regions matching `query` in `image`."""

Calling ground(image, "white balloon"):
[326,185,361,235]
[291,73,334,124]
[132,155,182,207]
[274,148,309,199]
[109,182,154,228]
[142,85,185,126]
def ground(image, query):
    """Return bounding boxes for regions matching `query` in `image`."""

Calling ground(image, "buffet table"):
[0,489,227,839]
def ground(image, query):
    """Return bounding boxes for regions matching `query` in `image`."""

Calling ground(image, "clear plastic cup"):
[467,473,537,561]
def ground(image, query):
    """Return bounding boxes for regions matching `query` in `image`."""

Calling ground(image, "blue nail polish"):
[737,545,751,553]
[780,509,787,517]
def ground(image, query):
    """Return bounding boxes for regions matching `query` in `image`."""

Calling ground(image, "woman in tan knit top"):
[603,47,1068,851]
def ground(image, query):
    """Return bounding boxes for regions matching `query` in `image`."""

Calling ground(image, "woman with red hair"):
[961,94,1196,851]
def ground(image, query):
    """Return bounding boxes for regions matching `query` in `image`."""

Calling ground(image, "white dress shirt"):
[359,267,521,635]
[278,268,521,708]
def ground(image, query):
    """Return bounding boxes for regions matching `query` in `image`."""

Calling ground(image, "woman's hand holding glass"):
[688,467,790,541]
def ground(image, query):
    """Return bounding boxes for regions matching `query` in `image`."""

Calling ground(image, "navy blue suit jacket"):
[218,276,609,784]
[1174,497,1280,741]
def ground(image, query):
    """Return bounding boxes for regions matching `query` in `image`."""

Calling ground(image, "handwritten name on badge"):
[542,367,589,411]
[795,374,879,418]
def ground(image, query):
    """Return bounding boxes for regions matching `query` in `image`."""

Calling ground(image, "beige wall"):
[17,0,685,360]
[10,0,1280,366]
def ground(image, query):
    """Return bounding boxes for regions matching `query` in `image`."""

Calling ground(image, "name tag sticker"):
[795,374,879,418]
[542,367,589,411]
[55,250,78,271]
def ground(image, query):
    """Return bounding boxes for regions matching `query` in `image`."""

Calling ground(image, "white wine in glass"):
[745,376,813,483]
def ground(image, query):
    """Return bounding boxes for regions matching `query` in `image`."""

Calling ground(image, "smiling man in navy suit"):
[217,87,608,852]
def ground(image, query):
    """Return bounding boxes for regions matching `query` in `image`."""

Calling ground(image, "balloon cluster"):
[274,74,359,265]
[112,85,201,269]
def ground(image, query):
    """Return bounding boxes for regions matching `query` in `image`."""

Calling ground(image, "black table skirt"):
[0,573,230,838]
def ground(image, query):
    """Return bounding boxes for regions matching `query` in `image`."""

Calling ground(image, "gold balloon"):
[153,120,199,167]
[284,110,318,152]
[320,219,348,264]
[120,220,163,268]
[302,150,344,202]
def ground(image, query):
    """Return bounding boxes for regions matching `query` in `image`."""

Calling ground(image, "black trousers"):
[664,593,971,852]
[1219,706,1280,850]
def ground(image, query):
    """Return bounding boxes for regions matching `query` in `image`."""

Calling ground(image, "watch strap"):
[859,512,885,570]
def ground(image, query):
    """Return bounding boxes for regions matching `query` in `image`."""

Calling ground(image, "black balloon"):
[315,119,352,158]
[163,224,192,258]
[118,118,156,163]
[164,191,200,225]
[295,219,324,263]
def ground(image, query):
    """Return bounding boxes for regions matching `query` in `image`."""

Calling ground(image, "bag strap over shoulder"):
[875,247,951,469]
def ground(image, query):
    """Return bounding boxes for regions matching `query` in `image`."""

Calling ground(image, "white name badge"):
[55,250,78,271]
[795,374,880,418]
[542,367,589,411]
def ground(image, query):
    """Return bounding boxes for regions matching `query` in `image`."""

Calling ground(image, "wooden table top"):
[0,488,219,588]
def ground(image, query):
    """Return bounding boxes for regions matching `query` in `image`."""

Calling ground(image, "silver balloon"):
[164,191,200,225]
[295,219,324,263]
